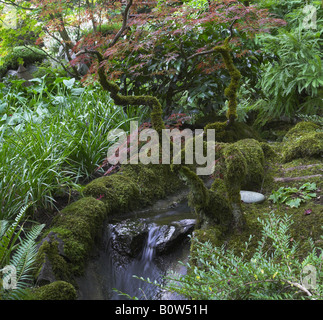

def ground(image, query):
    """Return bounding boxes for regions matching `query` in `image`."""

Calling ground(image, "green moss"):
[218,139,264,200]
[281,121,323,163]
[234,139,265,190]
[222,144,247,203]
[210,178,227,197]
[83,174,140,213]
[35,239,71,284]
[84,163,183,212]
[48,197,107,275]
[260,142,278,159]
[283,121,321,141]
[31,281,77,300]
[204,121,261,143]
[175,164,232,232]
[282,131,323,163]
[214,37,241,123]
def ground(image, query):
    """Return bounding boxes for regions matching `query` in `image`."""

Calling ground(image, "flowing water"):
[76,198,194,300]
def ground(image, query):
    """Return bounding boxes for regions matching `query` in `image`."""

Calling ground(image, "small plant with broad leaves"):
[269,182,318,208]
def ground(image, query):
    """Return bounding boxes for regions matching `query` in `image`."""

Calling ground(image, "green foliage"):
[0,205,45,300]
[253,26,323,125]
[0,46,45,77]
[30,280,77,300]
[0,76,148,220]
[251,3,323,126]
[140,212,323,300]
[254,0,308,19]
[269,183,318,208]
[114,14,272,118]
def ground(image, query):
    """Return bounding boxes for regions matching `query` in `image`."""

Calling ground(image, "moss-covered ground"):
[215,123,323,260]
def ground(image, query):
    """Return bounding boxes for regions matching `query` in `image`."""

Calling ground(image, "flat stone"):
[240,190,265,204]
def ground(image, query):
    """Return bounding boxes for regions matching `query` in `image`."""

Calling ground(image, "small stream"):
[76,195,195,300]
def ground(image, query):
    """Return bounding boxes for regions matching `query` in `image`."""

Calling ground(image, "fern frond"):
[11,223,45,286]
[0,204,30,266]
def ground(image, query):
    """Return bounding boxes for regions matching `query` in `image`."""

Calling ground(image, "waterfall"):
[76,198,194,300]
[140,225,160,272]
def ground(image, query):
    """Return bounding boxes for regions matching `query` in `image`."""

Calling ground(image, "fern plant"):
[253,16,323,126]
[0,205,44,300]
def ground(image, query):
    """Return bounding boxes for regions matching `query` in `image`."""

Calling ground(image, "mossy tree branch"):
[77,0,166,136]
[92,49,166,136]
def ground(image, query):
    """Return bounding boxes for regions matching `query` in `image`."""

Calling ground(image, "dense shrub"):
[0,46,46,77]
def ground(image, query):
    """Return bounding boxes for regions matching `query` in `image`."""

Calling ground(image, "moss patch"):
[83,163,183,212]
[284,121,321,140]
[204,121,262,143]
[31,281,77,300]
[48,197,107,275]
[35,238,71,285]
[280,121,323,163]
[282,131,323,163]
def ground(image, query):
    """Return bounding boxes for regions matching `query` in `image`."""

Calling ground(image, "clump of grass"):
[0,76,150,220]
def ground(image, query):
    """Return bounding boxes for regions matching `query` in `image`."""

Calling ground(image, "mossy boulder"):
[31,281,77,300]
[259,142,278,159]
[219,139,265,197]
[44,197,107,275]
[82,174,140,213]
[35,234,71,285]
[282,122,323,163]
[204,121,261,143]
[283,121,321,141]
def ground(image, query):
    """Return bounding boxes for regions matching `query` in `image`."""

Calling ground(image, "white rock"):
[240,190,265,204]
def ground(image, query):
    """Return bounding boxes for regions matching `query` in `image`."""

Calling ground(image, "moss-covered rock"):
[31,281,77,300]
[283,121,321,141]
[281,121,323,163]
[47,197,107,275]
[282,131,323,163]
[260,142,278,159]
[221,139,265,197]
[204,121,262,143]
[83,174,140,213]
[35,235,71,285]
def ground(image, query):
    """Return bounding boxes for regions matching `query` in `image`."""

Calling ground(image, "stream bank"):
[76,194,195,300]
